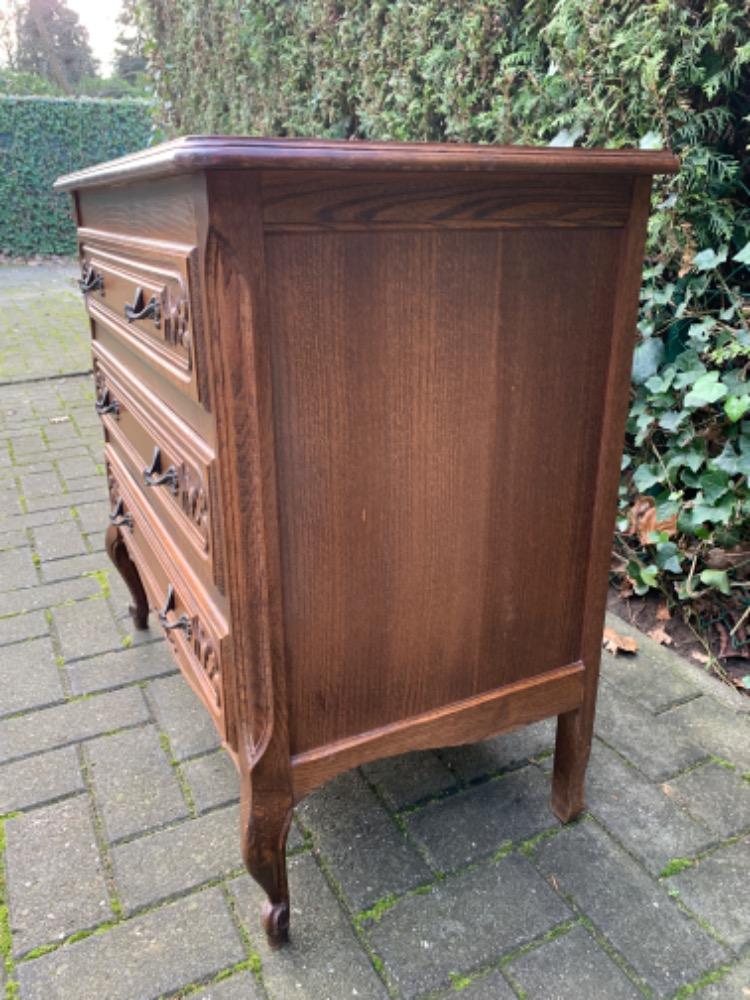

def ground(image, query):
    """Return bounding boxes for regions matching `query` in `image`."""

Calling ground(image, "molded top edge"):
[53,134,679,191]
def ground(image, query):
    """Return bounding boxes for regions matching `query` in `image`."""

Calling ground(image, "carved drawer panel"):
[77,228,208,408]
[93,343,224,594]
[105,445,231,743]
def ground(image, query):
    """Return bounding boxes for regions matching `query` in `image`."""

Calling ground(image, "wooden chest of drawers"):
[55,137,677,946]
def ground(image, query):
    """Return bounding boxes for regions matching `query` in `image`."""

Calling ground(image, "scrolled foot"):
[262,900,290,948]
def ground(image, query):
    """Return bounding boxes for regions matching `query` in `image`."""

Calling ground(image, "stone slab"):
[229,853,390,1000]
[51,598,123,662]
[148,674,221,760]
[112,804,242,913]
[600,641,701,714]
[0,635,65,717]
[0,609,48,646]
[446,970,517,999]
[40,553,109,583]
[668,837,750,950]
[405,766,555,872]
[0,576,100,616]
[191,971,264,1000]
[0,546,37,590]
[182,751,240,813]
[87,725,189,842]
[665,697,750,772]
[6,796,111,955]
[32,520,88,561]
[664,762,750,840]
[0,746,83,814]
[67,640,175,695]
[438,719,556,783]
[534,822,727,997]
[0,687,150,762]
[693,955,750,999]
[367,853,570,1000]
[361,750,457,810]
[296,769,432,912]
[505,924,643,1000]
[17,887,244,1000]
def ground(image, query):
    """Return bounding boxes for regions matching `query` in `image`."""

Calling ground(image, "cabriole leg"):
[240,771,293,948]
[551,706,591,823]
[105,522,149,630]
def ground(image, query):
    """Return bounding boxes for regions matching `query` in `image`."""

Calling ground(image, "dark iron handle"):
[78,265,103,293]
[108,498,133,530]
[95,388,119,417]
[158,584,192,637]
[124,287,161,325]
[143,446,179,493]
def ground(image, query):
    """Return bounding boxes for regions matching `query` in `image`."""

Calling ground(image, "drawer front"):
[105,446,230,741]
[77,228,208,408]
[93,345,224,594]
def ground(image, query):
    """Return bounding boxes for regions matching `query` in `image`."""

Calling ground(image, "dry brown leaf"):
[691,650,711,664]
[627,495,677,545]
[603,627,638,655]
[648,625,673,646]
[656,604,671,621]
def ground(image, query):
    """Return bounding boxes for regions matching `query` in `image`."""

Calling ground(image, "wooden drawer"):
[92,344,223,594]
[77,228,208,407]
[105,445,230,741]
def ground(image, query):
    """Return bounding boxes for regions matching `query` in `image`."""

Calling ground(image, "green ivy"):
[0,96,154,256]
[139,1,750,623]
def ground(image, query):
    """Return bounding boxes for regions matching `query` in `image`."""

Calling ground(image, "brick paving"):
[0,261,749,999]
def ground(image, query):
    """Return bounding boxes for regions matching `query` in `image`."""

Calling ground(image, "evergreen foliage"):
[15,0,98,92]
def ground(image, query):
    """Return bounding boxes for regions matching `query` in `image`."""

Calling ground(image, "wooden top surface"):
[54,135,679,191]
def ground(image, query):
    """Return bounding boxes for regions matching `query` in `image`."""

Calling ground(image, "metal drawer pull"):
[124,286,161,325]
[78,265,103,293]
[158,584,192,637]
[95,388,119,417]
[109,498,133,530]
[143,446,179,493]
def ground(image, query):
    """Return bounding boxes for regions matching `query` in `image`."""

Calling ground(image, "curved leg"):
[240,770,293,948]
[105,522,149,630]
[551,706,591,822]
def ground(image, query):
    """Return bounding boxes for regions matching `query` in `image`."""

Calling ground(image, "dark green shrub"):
[0,96,153,255]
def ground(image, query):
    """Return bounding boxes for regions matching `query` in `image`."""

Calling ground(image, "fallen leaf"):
[656,604,671,621]
[648,626,672,645]
[627,495,677,544]
[691,650,711,664]
[603,627,638,655]
[49,415,70,424]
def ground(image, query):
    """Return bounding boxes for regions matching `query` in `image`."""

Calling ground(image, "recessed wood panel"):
[265,227,620,754]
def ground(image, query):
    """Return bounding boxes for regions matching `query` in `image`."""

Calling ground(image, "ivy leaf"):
[658,410,688,432]
[699,569,731,595]
[724,395,750,423]
[639,131,663,150]
[633,464,662,491]
[732,242,750,265]
[632,339,664,385]
[655,542,682,573]
[692,247,728,271]
[714,442,739,475]
[684,372,728,408]
[699,470,729,503]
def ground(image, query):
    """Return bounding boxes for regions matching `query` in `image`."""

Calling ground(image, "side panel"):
[264,220,621,755]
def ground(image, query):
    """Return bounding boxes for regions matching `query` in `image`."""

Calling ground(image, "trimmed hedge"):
[0,96,152,256]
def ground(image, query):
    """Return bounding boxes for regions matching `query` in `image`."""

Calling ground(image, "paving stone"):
[594,680,705,780]
[664,696,750,772]
[20,471,62,499]
[75,500,110,539]
[0,635,64,717]
[6,796,111,955]
[229,853,390,1000]
[17,887,245,1000]
[24,488,92,513]
[51,597,123,661]
[664,762,750,839]
[668,838,750,950]
[0,746,83,813]
[32,518,88,561]
[0,575,100,615]
[505,924,642,1000]
[361,750,458,810]
[444,970,517,999]
[405,766,555,872]
[692,954,750,999]
[367,854,570,1000]
[0,526,27,549]
[0,609,48,645]
[182,751,240,813]
[296,769,432,911]
[0,545,37,590]
[58,454,99,481]
[191,970,264,1000]
[0,687,149,762]
[438,719,556,783]
[112,804,242,912]
[87,726,189,842]
[585,743,712,874]
[40,552,105,582]
[600,647,701,714]
[148,673,221,760]
[67,640,175,694]
[534,822,727,997]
